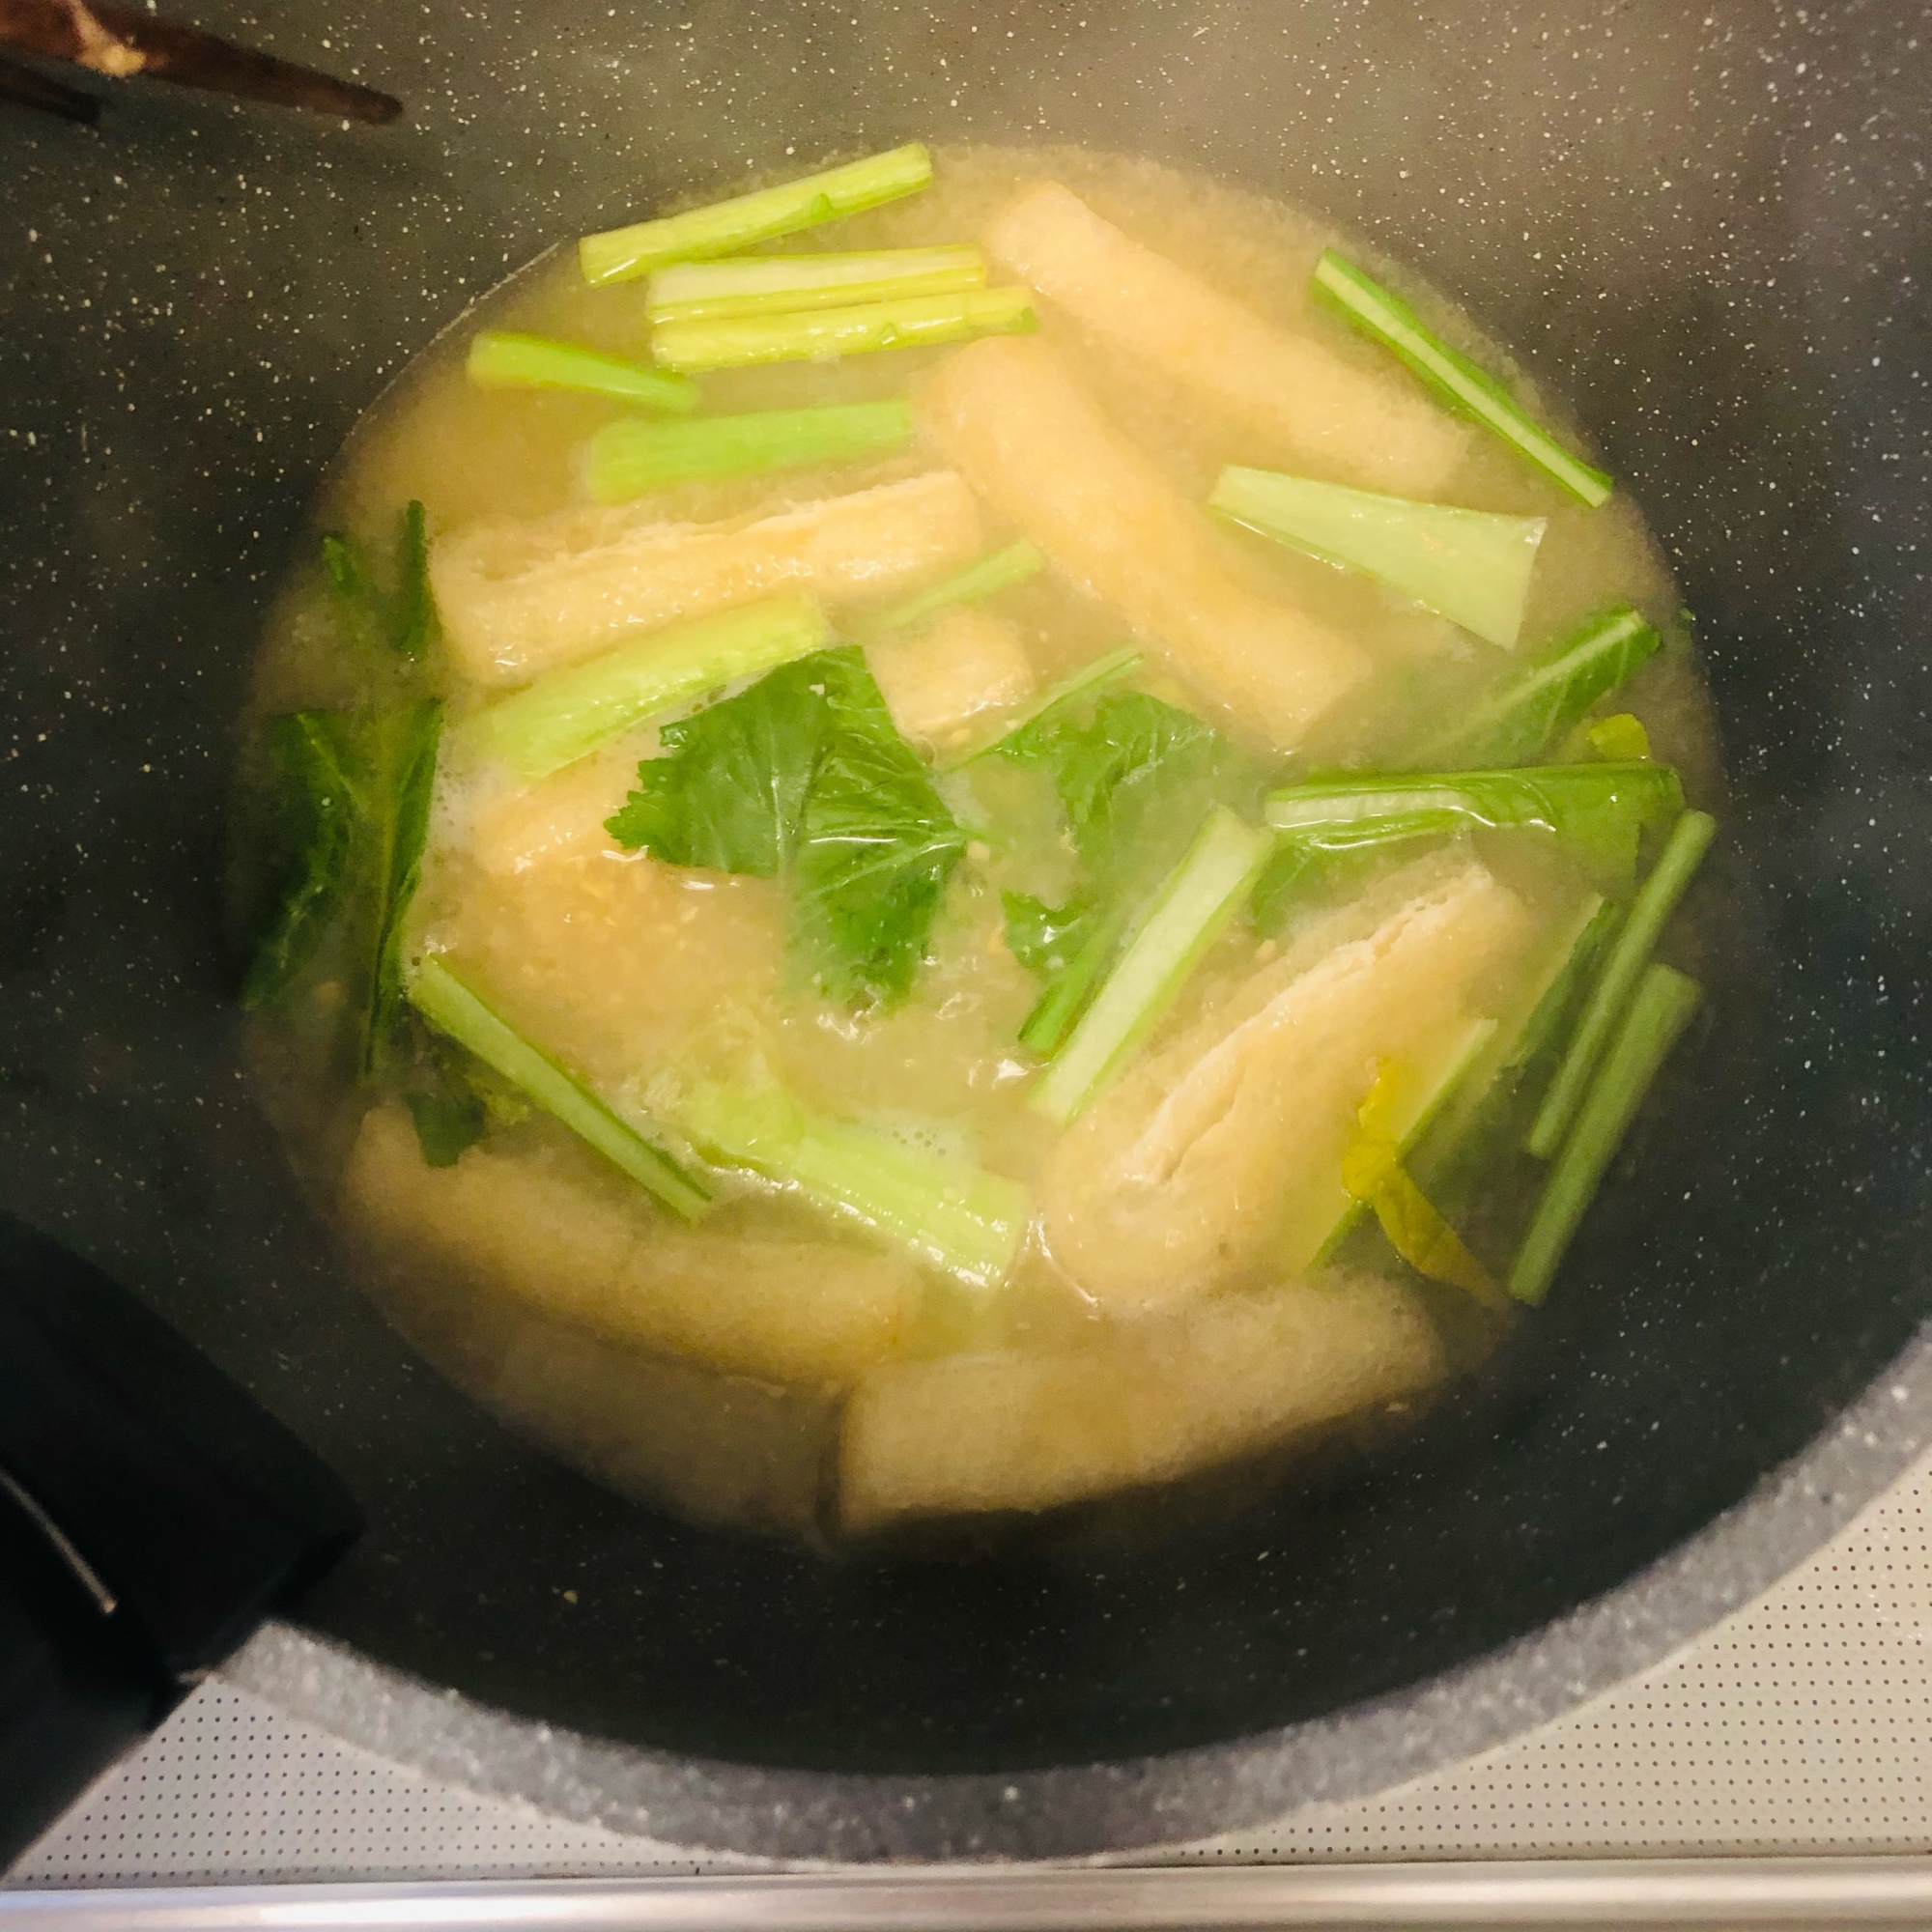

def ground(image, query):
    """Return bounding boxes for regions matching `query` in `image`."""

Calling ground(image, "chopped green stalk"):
[583,400,913,502]
[1210,465,1547,651]
[460,595,832,783]
[942,646,1142,774]
[466,331,698,412]
[1409,893,1614,1199]
[1265,762,1684,882]
[1315,1018,1498,1266]
[1033,806,1275,1125]
[580,143,933,287]
[409,957,709,1220]
[363,699,443,1074]
[646,246,985,323]
[1527,810,1717,1159]
[1412,604,1662,770]
[1312,249,1615,508]
[860,538,1046,642]
[1016,899,1134,1058]
[1510,963,1702,1304]
[393,501,434,662]
[651,286,1037,375]
[677,1080,1029,1287]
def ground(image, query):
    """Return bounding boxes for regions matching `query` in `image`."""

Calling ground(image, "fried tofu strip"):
[866,605,1036,752]
[344,1105,923,1387]
[916,336,1369,751]
[984,183,1468,497]
[839,1270,1444,1530]
[1039,855,1531,1313]
[432,470,984,687]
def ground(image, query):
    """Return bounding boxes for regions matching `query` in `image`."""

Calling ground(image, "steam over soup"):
[236,144,1719,1545]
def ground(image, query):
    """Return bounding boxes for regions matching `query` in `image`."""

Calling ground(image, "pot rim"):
[223,1320,1932,1862]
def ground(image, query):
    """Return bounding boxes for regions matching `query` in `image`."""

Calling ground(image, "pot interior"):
[0,0,1926,1787]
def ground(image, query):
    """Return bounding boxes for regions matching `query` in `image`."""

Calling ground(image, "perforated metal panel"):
[10,1450,1932,1887]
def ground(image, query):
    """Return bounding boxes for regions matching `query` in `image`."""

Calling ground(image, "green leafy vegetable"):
[242,696,443,1080]
[1264,760,1685,883]
[361,699,443,1074]
[1003,689,1259,891]
[986,686,1260,1041]
[467,331,699,411]
[676,1079,1029,1287]
[460,595,832,784]
[583,401,913,502]
[606,653,828,874]
[646,246,986,324]
[1411,604,1662,770]
[241,711,364,1010]
[1527,809,1716,1159]
[1312,249,1614,508]
[318,501,439,661]
[941,645,1141,773]
[409,956,710,1219]
[405,1077,487,1168]
[579,143,934,288]
[608,646,966,1008]
[1509,962,1702,1304]
[1032,805,1276,1124]
[651,287,1036,374]
[793,660,969,1006]
[1210,465,1547,651]
[1001,892,1102,984]
[859,538,1046,643]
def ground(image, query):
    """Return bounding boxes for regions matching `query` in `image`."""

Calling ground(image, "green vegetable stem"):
[583,401,913,501]
[1312,248,1614,507]
[580,143,934,287]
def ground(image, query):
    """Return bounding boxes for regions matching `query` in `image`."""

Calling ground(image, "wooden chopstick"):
[0,48,99,119]
[0,0,401,123]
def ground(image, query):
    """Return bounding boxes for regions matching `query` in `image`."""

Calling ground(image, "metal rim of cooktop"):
[225,1322,1932,1863]
[11,1859,1932,1927]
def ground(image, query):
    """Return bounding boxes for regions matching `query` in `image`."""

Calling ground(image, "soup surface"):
[238,144,1720,1547]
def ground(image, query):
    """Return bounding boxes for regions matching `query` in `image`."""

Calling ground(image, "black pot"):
[3,0,1928,1863]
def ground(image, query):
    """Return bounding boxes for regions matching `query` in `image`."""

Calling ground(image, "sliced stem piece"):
[651,286,1037,375]
[409,957,710,1221]
[1032,806,1275,1125]
[678,1081,1029,1288]
[1265,761,1683,880]
[459,595,832,783]
[1527,810,1716,1158]
[943,645,1143,774]
[393,500,435,662]
[860,538,1045,643]
[580,143,934,287]
[1211,465,1547,651]
[1413,604,1662,770]
[646,246,985,323]
[1312,249,1615,508]
[1016,898,1134,1059]
[467,331,699,411]
[1510,963,1702,1304]
[583,400,913,502]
